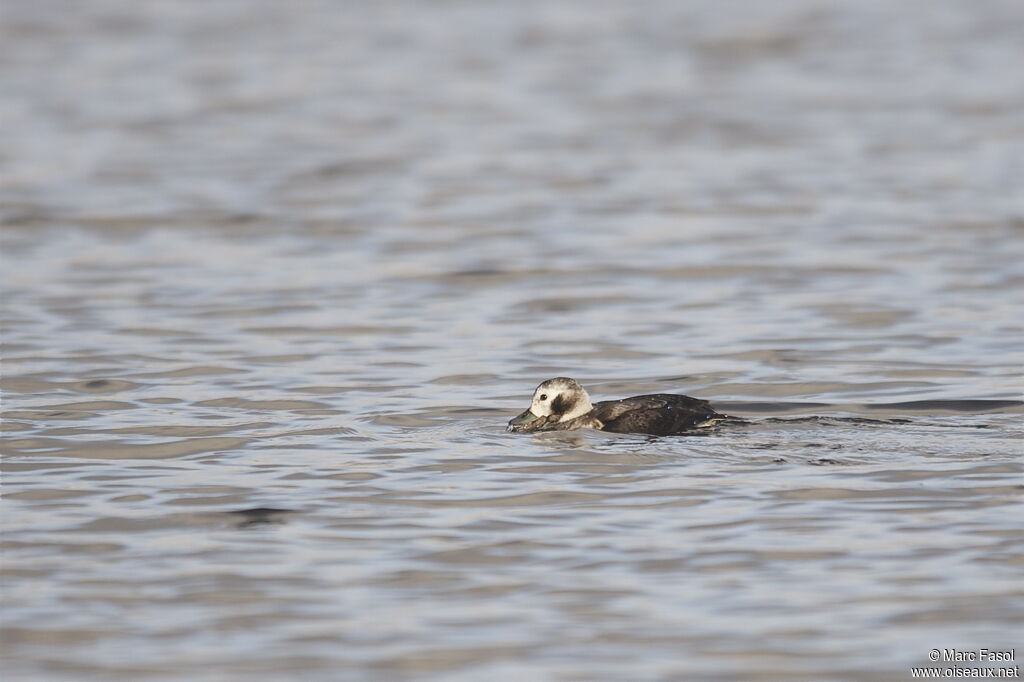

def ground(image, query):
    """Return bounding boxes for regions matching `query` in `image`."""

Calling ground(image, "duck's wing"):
[592,394,722,435]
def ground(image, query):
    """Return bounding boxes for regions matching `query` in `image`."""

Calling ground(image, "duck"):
[507,377,727,436]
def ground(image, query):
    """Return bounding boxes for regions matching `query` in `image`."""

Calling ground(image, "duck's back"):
[592,393,722,436]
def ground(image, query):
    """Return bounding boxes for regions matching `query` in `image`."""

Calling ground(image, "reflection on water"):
[2,0,1023,680]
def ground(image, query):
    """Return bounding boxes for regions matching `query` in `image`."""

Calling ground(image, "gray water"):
[2,1,1023,681]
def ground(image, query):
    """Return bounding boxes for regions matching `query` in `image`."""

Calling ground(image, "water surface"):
[2,1,1023,680]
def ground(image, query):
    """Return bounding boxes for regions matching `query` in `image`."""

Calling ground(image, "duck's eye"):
[539,394,548,401]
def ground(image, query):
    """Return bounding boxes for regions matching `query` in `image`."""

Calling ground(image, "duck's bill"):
[507,409,547,432]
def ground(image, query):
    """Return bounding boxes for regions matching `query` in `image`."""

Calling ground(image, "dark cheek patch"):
[550,394,570,415]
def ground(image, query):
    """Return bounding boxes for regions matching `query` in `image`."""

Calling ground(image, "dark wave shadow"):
[715,399,1023,417]
[226,507,298,528]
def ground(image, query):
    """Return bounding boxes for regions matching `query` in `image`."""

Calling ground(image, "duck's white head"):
[507,377,594,432]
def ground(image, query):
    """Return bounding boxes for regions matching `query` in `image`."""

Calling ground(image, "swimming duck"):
[507,377,727,436]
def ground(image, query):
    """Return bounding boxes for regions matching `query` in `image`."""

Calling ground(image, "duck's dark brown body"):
[592,394,722,435]
[553,394,723,436]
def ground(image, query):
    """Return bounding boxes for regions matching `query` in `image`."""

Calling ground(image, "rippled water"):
[2,1,1023,680]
